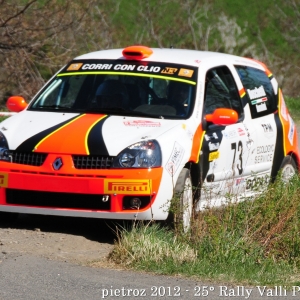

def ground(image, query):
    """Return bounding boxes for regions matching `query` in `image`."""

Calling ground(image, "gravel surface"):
[0,213,116,266]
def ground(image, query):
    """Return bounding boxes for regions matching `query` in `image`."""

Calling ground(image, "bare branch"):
[0,0,37,27]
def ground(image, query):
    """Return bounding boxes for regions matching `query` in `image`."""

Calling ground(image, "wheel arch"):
[184,160,203,200]
[287,151,300,171]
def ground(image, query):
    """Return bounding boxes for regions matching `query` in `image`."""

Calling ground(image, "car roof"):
[74,47,263,69]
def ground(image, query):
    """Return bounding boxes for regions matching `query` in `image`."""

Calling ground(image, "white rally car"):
[0,45,298,230]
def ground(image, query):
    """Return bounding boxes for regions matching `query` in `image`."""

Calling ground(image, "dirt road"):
[0,213,116,267]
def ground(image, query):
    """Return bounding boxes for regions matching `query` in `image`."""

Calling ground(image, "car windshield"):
[29,60,197,119]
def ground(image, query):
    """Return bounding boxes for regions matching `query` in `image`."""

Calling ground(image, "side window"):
[204,66,243,119]
[235,66,277,119]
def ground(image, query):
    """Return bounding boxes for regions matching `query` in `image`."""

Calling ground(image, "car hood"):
[0,111,181,156]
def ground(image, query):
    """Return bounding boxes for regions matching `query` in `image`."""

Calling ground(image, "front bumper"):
[0,154,165,220]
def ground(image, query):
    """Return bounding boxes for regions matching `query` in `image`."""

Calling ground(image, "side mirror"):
[205,108,238,125]
[6,96,27,112]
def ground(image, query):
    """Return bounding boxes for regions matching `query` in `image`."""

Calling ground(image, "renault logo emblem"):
[53,157,63,170]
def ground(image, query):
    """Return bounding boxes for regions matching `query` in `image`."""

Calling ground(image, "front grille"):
[8,151,47,166]
[73,155,115,169]
[6,189,110,210]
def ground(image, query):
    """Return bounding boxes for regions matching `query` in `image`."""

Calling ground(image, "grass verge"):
[285,96,300,123]
[110,176,300,286]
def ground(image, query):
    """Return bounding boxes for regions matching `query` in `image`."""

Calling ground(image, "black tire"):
[169,168,193,233]
[279,155,297,183]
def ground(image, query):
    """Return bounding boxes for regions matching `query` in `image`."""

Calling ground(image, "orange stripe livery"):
[34,114,107,154]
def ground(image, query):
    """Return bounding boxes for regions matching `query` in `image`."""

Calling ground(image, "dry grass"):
[110,222,197,266]
[109,175,300,285]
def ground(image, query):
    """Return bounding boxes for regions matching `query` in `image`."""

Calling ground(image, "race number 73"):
[231,141,243,175]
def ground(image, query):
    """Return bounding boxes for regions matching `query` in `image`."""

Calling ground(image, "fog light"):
[102,195,109,202]
[130,197,141,209]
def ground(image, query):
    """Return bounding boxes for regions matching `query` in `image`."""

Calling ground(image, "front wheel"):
[171,168,193,233]
[279,155,297,183]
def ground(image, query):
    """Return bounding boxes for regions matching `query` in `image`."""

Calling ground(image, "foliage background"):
[1,0,300,106]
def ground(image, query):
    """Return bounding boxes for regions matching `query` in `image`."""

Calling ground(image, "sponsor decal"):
[270,77,278,95]
[82,63,113,70]
[280,91,288,121]
[166,142,184,175]
[209,151,220,161]
[239,88,246,98]
[104,179,151,194]
[246,174,270,190]
[255,153,273,164]
[251,97,268,105]
[117,64,160,72]
[208,142,220,151]
[256,102,267,112]
[61,60,197,82]
[256,144,274,154]
[178,68,194,77]
[261,123,273,132]
[261,123,274,138]
[67,63,83,71]
[204,132,218,141]
[123,120,161,127]
[114,64,136,71]
[81,63,161,73]
[237,127,246,136]
[136,65,160,72]
[288,114,295,145]
[235,178,245,186]
[0,173,8,187]
[161,67,178,74]
[247,85,266,100]
[223,129,237,139]
[255,144,274,164]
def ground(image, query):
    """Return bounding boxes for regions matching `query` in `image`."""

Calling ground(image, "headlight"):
[113,140,161,168]
[0,131,8,148]
[0,131,10,162]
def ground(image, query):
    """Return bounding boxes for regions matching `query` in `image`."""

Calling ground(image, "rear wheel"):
[279,155,297,183]
[171,168,193,233]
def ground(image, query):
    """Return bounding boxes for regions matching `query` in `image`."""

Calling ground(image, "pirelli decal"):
[0,173,8,187]
[104,179,152,195]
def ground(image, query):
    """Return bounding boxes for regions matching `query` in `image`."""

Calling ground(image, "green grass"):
[0,116,8,122]
[285,96,300,123]
[110,175,300,285]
